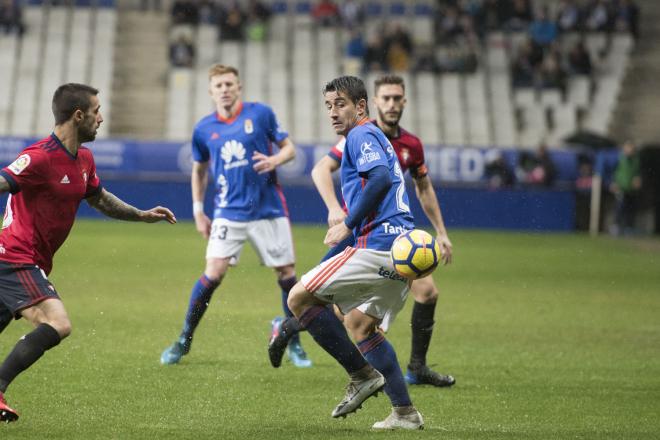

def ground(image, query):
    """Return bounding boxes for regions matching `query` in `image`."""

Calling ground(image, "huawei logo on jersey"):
[221,140,248,170]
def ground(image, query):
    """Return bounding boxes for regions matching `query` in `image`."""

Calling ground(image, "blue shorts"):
[0,262,60,328]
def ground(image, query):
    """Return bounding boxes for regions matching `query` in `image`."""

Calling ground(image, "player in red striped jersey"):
[0,83,176,422]
[311,75,456,388]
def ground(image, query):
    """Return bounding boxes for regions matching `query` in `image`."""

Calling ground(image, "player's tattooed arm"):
[87,188,177,224]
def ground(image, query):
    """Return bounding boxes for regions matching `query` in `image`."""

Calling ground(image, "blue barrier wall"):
[0,137,578,231]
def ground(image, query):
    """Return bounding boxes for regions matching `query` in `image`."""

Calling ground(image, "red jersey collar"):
[216,101,243,124]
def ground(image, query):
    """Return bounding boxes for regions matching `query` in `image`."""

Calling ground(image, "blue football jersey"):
[192,102,290,221]
[341,120,415,251]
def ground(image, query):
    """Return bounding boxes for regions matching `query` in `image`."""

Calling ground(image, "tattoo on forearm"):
[89,189,143,221]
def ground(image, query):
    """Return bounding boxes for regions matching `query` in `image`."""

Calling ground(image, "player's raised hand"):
[437,234,453,265]
[328,206,347,227]
[252,152,278,174]
[140,207,177,224]
[324,222,352,247]
[194,212,212,239]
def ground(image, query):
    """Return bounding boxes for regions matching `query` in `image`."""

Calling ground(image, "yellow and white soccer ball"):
[390,229,441,280]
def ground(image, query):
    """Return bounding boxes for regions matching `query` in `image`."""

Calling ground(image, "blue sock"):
[182,274,220,339]
[299,305,367,373]
[278,276,301,345]
[358,332,412,407]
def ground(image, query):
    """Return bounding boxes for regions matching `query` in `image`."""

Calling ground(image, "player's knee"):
[204,258,229,281]
[412,279,439,304]
[49,317,72,339]
[345,314,379,342]
[286,283,310,317]
[275,264,296,280]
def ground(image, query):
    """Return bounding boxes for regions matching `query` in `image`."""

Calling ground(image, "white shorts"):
[206,217,295,267]
[301,247,410,326]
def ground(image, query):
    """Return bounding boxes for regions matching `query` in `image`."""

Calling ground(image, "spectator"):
[311,0,339,27]
[529,6,558,48]
[609,140,642,235]
[515,144,556,187]
[507,0,533,31]
[414,44,438,73]
[171,0,199,26]
[385,24,413,57]
[248,0,271,22]
[585,0,612,32]
[198,0,219,25]
[386,41,410,72]
[615,0,640,40]
[474,0,510,33]
[485,153,515,189]
[567,40,593,75]
[0,0,24,36]
[363,34,388,72]
[219,4,246,41]
[169,35,195,67]
[540,47,567,93]
[344,29,365,75]
[510,38,543,88]
[436,5,464,44]
[339,0,364,29]
[533,143,557,186]
[556,0,582,33]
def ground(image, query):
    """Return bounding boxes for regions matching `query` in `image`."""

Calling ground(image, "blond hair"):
[208,64,240,81]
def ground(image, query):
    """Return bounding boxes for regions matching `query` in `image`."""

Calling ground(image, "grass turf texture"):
[1,220,659,439]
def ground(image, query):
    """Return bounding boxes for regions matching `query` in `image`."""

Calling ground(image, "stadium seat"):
[36,6,68,135]
[440,74,466,146]
[195,24,218,68]
[465,73,491,146]
[0,34,18,135]
[193,68,213,123]
[64,7,93,84]
[243,41,266,102]
[89,7,117,138]
[10,6,44,136]
[415,72,441,146]
[166,68,193,140]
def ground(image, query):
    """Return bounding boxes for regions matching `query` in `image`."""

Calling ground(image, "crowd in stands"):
[504,0,640,94]
[0,0,24,36]
[485,142,557,189]
[168,0,271,66]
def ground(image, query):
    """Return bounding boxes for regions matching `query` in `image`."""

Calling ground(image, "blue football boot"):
[286,339,312,368]
[160,335,192,365]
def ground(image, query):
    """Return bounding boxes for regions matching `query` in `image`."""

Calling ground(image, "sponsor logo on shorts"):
[378,266,407,283]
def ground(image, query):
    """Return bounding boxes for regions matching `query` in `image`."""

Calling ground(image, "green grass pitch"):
[1,220,659,439]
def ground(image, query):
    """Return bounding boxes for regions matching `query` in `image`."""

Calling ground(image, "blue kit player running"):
[161,64,311,367]
[312,75,455,388]
[269,76,424,430]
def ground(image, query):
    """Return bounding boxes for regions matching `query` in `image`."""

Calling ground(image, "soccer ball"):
[390,229,441,280]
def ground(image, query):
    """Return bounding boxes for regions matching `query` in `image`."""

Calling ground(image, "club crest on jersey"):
[244,119,254,134]
[8,154,30,175]
[400,148,410,162]
[358,141,381,166]
[82,171,88,183]
[221,140,248,170]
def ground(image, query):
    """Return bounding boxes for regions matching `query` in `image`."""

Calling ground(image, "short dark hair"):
[52,83,99,125]
[374,75,405,94]
[323,76,368,106]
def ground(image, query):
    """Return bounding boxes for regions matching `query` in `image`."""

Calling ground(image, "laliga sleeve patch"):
[8,154,31,175]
